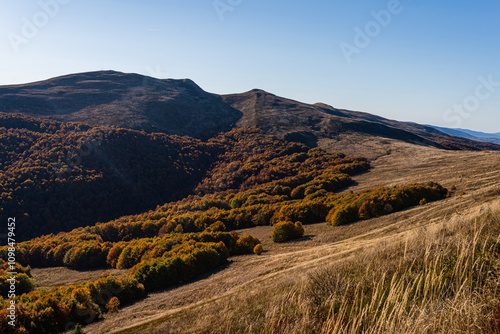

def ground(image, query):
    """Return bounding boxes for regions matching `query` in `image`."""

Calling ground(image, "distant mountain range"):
[429,126,500,145]
[1,70,499,155]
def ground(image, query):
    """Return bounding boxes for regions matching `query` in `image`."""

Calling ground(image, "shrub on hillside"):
[271,221,304,243]
[272,202,328,225]
[235,235,261,255]
[132,242,229,292]
[0,262,35,298]
[0,273,35,298]
[106,296,120,313]
[205,221,226,232]
[327,182,448,226]
[70,324,85,334]
[253,244,263,255]
[326,204,359,226]
[63,241,111,269]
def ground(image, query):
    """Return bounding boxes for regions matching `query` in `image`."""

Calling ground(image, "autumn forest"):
[0,112,450,333]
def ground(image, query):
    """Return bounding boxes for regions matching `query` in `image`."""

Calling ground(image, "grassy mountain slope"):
[222,89,500,155]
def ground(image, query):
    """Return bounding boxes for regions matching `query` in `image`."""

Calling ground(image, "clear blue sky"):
[1,0,499,132]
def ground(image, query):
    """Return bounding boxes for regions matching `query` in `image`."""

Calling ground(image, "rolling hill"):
[222,89,500,157]
[0,71,242,138]
[1,71,499,160]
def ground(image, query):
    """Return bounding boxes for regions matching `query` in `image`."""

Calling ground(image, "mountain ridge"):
[1,70,499,155]
[221,88,500,155]
[0,70,242,139]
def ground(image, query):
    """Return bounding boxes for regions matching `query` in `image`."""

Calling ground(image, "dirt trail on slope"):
[83,147,500,334]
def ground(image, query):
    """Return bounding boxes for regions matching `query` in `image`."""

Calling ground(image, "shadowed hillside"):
[0,71,242,138]
[222,89,500,155]
[0,113,221,240]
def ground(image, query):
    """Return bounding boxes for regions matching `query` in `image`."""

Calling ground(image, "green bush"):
[133,242,229,292]
[0,273,35,298]
[327,204,359,226]
[235,235,261,255]
[326,182,448,226]
[253,244,263,255]
[271,221,305,243]
[70,324,86,334]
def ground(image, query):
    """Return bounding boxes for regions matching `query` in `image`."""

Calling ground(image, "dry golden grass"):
[123,209,500,334]
[32,267,127,289]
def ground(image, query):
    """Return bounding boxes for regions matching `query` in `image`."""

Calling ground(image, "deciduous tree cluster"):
[0,112,220,240]
[326,182,448,226]
[0,274,145,334]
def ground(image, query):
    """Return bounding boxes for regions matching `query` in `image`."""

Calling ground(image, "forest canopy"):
[0,113,452,332]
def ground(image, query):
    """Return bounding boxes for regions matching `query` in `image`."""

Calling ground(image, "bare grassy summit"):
[0,71,242,138]
[222,89,500,157]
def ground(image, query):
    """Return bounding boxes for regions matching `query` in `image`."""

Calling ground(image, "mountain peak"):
[241,88,275,97]
[0,71,242,138]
